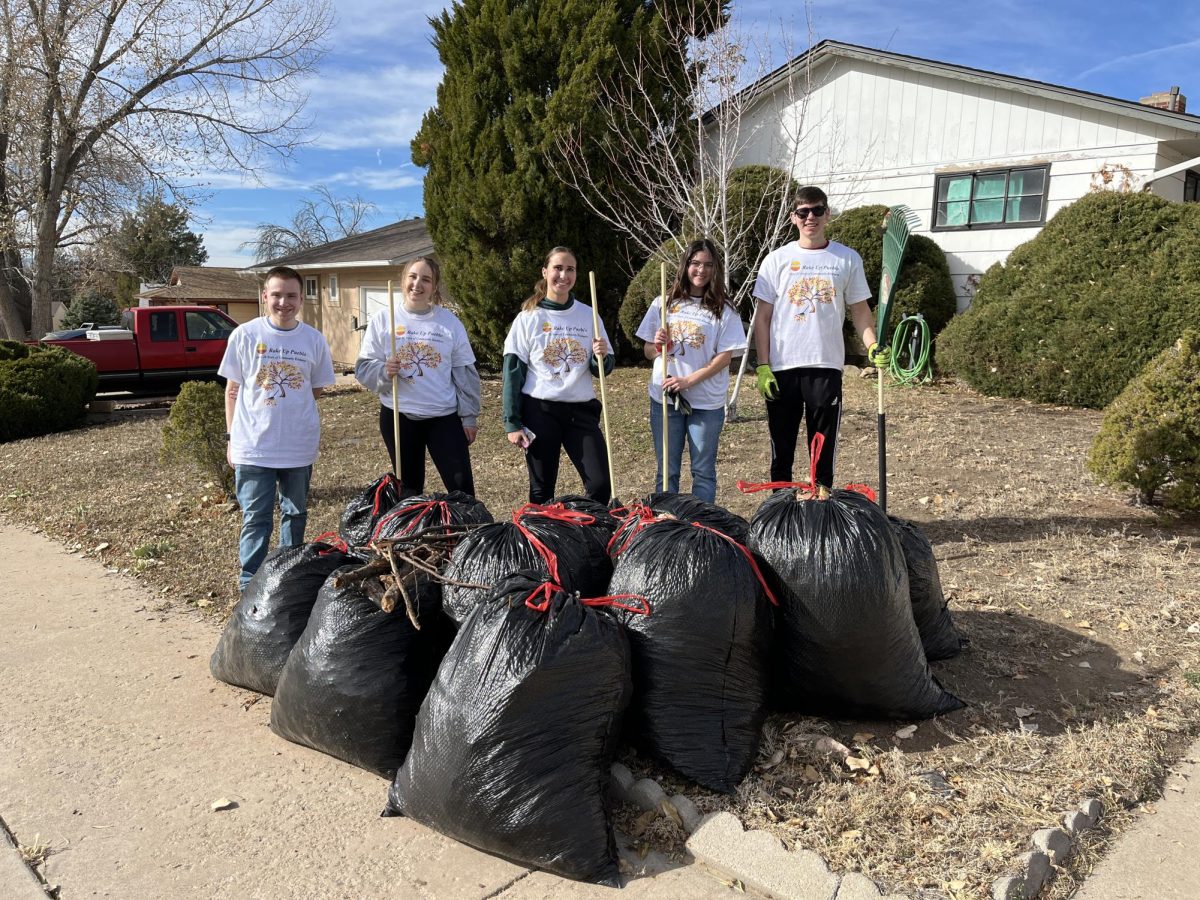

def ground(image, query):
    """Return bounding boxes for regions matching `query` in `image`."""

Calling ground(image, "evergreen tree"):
[414,0,700,367]
[106,197,209,305]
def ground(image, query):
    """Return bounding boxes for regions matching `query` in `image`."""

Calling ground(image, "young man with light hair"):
[219,265,335,591]
[752,187,890,490]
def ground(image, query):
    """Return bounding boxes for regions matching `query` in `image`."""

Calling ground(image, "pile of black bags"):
[210,472,967,887]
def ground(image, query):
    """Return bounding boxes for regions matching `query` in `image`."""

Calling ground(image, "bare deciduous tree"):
[248,185,378,262]
[0,0,333,338]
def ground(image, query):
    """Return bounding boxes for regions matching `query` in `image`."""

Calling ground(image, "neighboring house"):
[249,219,435,367]
[724,40,1200,309]
[136,266,261,323]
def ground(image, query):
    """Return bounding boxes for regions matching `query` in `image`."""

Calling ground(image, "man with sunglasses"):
[752,186,889,491]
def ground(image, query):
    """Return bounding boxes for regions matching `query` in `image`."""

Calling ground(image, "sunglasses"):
[793,205,827,219]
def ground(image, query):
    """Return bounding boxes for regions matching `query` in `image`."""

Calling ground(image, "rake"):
[875,205,920,513]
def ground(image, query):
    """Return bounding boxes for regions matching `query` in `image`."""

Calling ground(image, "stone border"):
[990,798,1104,900]
[613,763,1107,899]
[611,763,905,899]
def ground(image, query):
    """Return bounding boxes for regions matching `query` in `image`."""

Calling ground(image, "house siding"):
[731,54,1200,310]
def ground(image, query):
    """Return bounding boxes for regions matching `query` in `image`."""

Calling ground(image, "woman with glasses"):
[501,246,615,504]
[635,239,746,503]
[751,186,889,492]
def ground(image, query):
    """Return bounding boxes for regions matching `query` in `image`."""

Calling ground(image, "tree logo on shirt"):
[667,320,705,356]
[542,337,586,380]
[255,361,305,405]
[395,341,442,378]
[786,276,836,321]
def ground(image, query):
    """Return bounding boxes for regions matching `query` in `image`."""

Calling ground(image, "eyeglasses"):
[793,205,827,219]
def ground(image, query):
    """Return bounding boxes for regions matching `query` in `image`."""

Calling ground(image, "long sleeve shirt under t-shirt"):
[354,305,481,427]
[501,296,615,433]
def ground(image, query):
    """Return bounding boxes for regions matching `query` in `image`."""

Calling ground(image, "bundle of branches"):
[333,524,488,628]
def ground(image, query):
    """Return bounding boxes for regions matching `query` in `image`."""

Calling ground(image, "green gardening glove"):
[755,364,779,400]
[867,342,891,369]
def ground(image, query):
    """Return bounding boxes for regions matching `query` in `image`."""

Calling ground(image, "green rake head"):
[875,205,921,346]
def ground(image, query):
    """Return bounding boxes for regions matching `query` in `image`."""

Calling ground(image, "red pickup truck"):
[39,305,238,393]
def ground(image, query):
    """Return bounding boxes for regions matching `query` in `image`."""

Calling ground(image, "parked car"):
[35,305,237,393]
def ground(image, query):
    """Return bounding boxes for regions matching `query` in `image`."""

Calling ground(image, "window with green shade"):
[933,165,1049,230]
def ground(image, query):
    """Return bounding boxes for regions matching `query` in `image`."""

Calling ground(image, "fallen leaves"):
[895,725,918,740]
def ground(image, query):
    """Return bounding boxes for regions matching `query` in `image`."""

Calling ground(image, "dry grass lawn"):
[2,368,1198,899]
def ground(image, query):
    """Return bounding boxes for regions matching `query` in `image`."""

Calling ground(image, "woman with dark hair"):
[635,239,746,503]
[501,246,615,504]
[355,255,480,496]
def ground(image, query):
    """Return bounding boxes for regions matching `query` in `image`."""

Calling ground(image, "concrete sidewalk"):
[1072,740,1200,900]
[0,523,734,899]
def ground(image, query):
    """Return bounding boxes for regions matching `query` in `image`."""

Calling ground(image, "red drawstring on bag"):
[686,521,779,606]
[371,499,453,543]
[521,580,650,616]
[605,502,660,557]
[513,502,597,528]
[737,434,876,502]
[312,531,350,554]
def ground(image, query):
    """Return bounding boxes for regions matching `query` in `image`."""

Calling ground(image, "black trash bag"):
[608,517,773,792]
[385,572,633,886]
[638,492,750,543]
[209,538,352,696]
[371,491,494,542]
[889,516,965,661]
[552,494,621,538]
[339,473,403,547]
[748,488,964,720]
[270,563,456,778]
[441,507,612,623]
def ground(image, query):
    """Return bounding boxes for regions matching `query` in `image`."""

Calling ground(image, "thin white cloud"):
[199,225,262,268]
[1075,38,1200,81]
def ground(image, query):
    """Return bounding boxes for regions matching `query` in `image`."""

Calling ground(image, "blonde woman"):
[355,256,480,496]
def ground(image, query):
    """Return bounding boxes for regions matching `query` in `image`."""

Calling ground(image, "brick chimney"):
[1139,86,1186,113]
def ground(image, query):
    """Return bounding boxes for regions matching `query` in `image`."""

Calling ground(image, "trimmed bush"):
[0,341,98,442]
[160,380,234,498]
[619,240,677,349]
[937,191,1200,408]
[1087,330,1200,509]
[61,289,121,329]
[826,204,957,352]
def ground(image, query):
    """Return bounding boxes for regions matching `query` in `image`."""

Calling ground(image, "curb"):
[0,816,51,900]
[611,764,904,899]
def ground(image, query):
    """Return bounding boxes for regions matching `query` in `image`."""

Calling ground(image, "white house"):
[726,41,1200,310]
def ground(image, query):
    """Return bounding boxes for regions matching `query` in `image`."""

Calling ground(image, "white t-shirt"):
[218,317,335,468]
[753,241,871,371]
[502,299,611,403]
[635,296,747,410]
[357,305,475,417]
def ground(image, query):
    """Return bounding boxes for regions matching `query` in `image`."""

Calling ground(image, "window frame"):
[304,276,318,300]
[931,164,1050,232]
[1184,170,1199,203]
[148,310,179,342]
[328,274,339,305]
[185,309,235,341]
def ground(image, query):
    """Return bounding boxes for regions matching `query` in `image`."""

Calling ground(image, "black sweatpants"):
[520,396,611,504]
[378,405,475,497]
[765,367,843,488]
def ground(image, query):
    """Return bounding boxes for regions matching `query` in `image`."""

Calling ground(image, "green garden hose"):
[888,314,933,386]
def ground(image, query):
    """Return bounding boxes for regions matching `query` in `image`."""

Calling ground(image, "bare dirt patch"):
[3,370,1198,899]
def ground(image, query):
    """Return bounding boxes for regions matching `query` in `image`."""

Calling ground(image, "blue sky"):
[193,0,1200,267]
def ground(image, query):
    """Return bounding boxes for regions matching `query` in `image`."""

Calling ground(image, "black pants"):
[378,405,475,497]
[765,367,843,488]
[520,396,611,504]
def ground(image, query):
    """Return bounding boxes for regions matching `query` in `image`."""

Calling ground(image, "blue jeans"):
[234,464,313,590]
[649,402,726,503]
